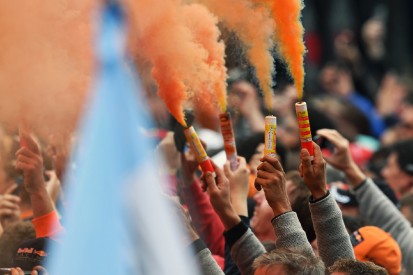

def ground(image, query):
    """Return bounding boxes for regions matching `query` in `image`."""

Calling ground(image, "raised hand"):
[202,161,240,230]
[316,129,365,187]
[224,157,249,216]
[15,133,45,194]
[0,184,21,230]
[299,142,327,200]
[255,155,292,217]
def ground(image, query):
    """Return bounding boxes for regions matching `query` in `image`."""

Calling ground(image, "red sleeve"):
[32,210,64,239]
[181,179,225,257]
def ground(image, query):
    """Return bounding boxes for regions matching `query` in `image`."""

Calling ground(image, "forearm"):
[343,162,366,188]
[227,222,266,275]
[192,239,225,275]
[271,211,314,255]
[29,188,54,218]
[182,180,225,256]
[309,193,355,268]
[355,178,413,270]
[231,196,248,217]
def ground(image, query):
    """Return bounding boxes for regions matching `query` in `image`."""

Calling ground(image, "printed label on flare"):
[264,123,277,157]
[189,132,208,163]
[296,110,312,141]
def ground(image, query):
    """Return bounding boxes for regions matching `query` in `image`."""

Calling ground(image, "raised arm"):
[16,133,63,238]
[204,161,265,275]
[317,129,413,271]
[256,155,313,255]
[299,141,354,268]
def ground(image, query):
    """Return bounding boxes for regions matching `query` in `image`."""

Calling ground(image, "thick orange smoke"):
[127,0,228,127]
[259,0,306,100]
[196,0,275,111]
[182,3,227,116]
[0,0,94,138]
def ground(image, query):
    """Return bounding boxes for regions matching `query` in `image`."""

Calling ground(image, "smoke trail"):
[128,0,227,127]
[182,3,228,116]
[196,0,275,111]
[0,0,94,138]
[259,0,306,100]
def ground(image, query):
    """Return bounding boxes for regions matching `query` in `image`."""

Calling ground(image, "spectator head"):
[381,139,413,196]
[330,183,359,217]
[13,237,58,271]
[253,248,325,275]
[0,221,35,268]
[399,193,413,226]
[350,226,401,274]
[342,215,365,234]
[398,92,413,139]
[319,61,354,97]
[250,171,309,243]
[329,259,388,275]
[237,132,286,173]
[251,191,276,242]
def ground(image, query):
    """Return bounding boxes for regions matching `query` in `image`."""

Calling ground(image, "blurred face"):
[251,191,276,241]
[254,265,286,275]
[278,116,300,150]
[401,206,413,226]
[398,106,413,139]
[381,153,413,196]
[250,143,264,175]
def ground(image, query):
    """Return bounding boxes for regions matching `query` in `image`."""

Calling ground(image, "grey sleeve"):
[197,248,225,275]
[230,228,266,275]
[271,211,314,255]
[309,193,355,267]
[355,178,413,272]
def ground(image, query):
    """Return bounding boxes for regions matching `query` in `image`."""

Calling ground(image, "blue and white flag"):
[48,3,199,274]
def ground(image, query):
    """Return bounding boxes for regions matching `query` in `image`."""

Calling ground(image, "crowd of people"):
[0,0,413,274]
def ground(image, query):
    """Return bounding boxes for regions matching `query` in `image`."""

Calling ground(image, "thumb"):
[205,172,218,193]
[223,161,231,179]
[300,149,312,174]
[4,184,18,195]
[21,133,40,154]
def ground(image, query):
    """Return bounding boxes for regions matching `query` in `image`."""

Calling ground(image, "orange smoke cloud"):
[0,0,94,138]
[127,0,228,127]
[259,0,306,100]
[196,0,275,111]
[182,3,227,116]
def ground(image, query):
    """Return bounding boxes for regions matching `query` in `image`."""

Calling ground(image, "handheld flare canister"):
[264,116,277,157]
[295,102,314,159]
[184,126,216,177]
[219,113,238,171]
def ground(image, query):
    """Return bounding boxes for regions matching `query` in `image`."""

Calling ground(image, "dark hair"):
[392,139,413,175]
[252,248,325,274]
[237,132,286,166]
[328,259,388,275]
[342,215,365,233]
[0,221,35,267]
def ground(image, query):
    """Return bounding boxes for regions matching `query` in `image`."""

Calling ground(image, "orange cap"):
[351,226,402,275]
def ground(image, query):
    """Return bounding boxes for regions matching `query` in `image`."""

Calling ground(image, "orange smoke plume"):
[127,0,228,127]
[259,0,306,100]
[0,0,94,138]
[196,0,275,111]
[182,3,228,116]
